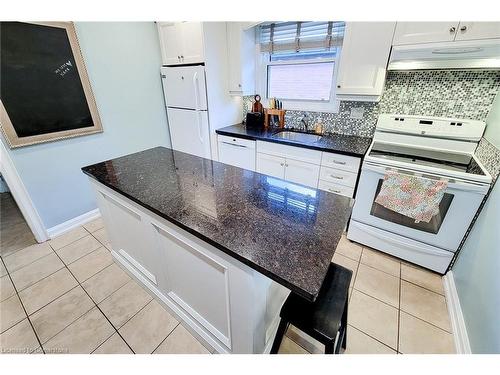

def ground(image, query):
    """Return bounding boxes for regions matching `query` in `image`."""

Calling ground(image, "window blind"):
[260,21,345,54]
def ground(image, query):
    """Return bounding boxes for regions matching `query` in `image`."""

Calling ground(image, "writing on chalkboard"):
[54,60,73,77]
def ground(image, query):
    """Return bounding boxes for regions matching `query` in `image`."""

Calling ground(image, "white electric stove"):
[347,114,492,274]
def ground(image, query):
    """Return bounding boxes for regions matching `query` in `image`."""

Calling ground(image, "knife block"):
[264,109,286,128]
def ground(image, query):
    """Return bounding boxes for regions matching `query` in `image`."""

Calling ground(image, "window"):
[258,21,345,112]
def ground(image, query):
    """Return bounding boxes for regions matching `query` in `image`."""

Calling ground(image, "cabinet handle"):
[280,163,284,166]
[328,188,341,193]
[180,55,184,59]
[285,164,289,167]
[177,55,180,60]
[238,84,242,88]
[332,160,346,165]
[460,26,467,32]
[337,85,341,88]
[449,26,456,33]
[331,175,344,180]
[221,141,247,148]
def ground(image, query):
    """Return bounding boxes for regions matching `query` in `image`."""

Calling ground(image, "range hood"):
[388,39,500,70]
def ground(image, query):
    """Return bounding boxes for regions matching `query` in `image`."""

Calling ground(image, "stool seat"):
[271,263,352,354]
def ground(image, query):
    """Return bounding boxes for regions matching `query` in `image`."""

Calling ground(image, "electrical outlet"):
[350,107,365,119]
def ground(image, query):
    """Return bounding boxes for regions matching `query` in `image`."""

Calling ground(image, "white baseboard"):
[443,271,471,354]
[47,209,100,239]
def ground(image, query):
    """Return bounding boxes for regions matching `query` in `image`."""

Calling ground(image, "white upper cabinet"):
[393,22,500,45]
[393,22,460,45]
[157,22,204,65]
[336,22,396,100]
[454,22,500,41]
[226,22,256,95]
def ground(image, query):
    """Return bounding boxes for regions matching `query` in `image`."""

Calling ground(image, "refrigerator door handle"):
[197,111,204,144]
[193,71,200,111]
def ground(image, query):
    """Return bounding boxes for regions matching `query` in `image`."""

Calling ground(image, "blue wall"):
[452,92,500,353]
[0,22,170,229]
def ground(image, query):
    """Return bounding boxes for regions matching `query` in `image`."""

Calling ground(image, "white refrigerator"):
[161,65,211,159]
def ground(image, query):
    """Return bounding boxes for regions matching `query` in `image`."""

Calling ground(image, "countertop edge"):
[81,168,320,301]
[215,127,371,157]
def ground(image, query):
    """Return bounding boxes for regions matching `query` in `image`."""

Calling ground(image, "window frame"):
[256,45,341,113]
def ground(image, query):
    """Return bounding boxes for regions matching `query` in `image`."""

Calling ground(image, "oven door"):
[351,162,489,252]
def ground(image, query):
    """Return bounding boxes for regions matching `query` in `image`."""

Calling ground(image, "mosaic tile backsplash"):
[475,137,500,182]
[243,70,500,138]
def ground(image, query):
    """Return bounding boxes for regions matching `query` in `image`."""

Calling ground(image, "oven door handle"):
[362,163,489,193]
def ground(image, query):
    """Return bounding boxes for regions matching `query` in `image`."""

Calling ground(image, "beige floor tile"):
[3,242,53,273]
[399,311,455,354]
[354,264,400,308]
[278,336,309,354]
[401,281,451,332]
[0,294,26,333]
[401,263,444,295]
[93,228,110,247]
[286,325,324,354]
[119,299,178,354]
[82,264,130,304]
[332,253,358,288]
[43,307,114,354]
[30,286,95,343]
[344,325,396,354]
[0,262,7,277]
[18,268,78,315]
[68,247,113,282]
[1,275,15,302]
[83,218,105,233]
[361,247,401,277]
[55,235,102,265]
[335,236,362,261]
[10,252,64,291]
[0,319,40,354]
[49,226,88,250]
[153,324,210,354]
[92,332,133,354]
[348,290,399,349]
[99,280,153,328]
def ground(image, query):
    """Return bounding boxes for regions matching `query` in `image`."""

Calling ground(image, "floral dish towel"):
[374,171,448,223]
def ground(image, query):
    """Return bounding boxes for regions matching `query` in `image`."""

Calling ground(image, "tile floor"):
[0,219,455,354]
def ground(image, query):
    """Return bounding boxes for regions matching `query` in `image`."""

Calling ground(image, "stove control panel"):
[376,114,486,142]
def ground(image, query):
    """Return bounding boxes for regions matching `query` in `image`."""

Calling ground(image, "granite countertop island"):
[216,123,373,157]
[82,147,353,353]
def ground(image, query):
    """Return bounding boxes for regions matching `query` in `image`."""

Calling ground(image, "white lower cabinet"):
[90,179,289,354]
[284,159,320,188]
[256,152,286,180]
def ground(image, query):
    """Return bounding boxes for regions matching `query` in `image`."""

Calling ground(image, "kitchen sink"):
[272,131,322,143]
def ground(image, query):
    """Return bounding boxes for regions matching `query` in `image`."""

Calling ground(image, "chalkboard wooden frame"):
[0,21,103,148]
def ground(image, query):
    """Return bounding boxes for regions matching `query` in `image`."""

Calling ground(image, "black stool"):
[271,263,352,354]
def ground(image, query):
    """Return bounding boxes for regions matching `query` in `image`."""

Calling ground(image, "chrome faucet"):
[300,113,309,132]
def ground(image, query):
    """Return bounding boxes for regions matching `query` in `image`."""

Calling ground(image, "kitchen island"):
[82,147,353,353]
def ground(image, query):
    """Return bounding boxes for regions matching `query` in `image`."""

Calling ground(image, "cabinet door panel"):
[157,22,182,65]
[256,153,285,179]
[455,22,500,41]
[218,137,256,171]
[393,22,459,45]
[180,22,204,64]
[336,22,396,98]
[152,223,231,347]
[284,159,320,188]
[99,190,157,284]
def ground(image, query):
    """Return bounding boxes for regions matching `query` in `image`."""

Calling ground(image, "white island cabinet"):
[90,179,289,354]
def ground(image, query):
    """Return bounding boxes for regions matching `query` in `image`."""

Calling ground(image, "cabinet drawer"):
[321,152,360,173]
[318,180,354,198]
[218,135,255,149]
[319,167,357,188]
[257,141,322,165]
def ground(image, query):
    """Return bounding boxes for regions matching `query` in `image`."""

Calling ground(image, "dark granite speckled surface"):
[216,124,372,157]
[82,147,353,301]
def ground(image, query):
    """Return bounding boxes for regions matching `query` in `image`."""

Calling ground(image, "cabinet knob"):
[280,163,284,166]
[180,55,184,59]
[449,26,456,33]
[177,56,180,59]
[238,84,242,88]
[460,25,467,32]
[337,85,341,88]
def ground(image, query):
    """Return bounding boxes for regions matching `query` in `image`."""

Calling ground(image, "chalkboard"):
[0,22,102,148]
